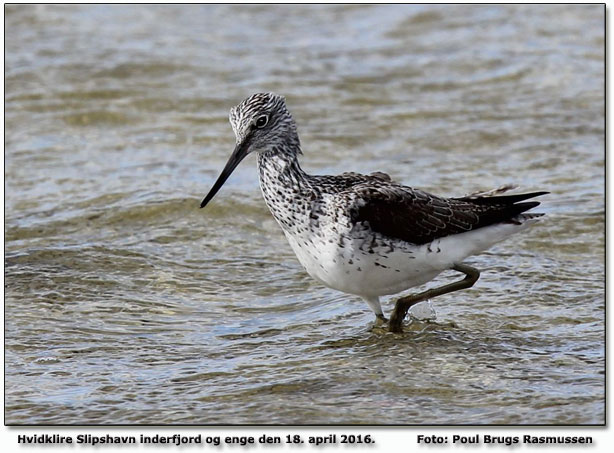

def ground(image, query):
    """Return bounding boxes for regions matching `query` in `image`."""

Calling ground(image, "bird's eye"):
[255,115,269,128]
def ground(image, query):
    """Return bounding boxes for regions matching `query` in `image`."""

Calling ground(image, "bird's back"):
[306,171,546,246]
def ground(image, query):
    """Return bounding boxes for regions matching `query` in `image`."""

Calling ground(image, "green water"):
[4,4,604,424]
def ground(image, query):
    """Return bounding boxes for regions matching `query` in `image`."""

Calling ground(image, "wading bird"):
[201,93,546,332]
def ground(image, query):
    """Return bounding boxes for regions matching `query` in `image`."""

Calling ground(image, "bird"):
[200,93,547,332]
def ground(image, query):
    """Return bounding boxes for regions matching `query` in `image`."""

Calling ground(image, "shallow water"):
[4,4,604,424]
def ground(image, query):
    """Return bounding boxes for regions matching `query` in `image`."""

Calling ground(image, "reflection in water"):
[5,4,604,424]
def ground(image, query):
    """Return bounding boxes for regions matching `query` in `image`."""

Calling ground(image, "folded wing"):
[349,183,548,245]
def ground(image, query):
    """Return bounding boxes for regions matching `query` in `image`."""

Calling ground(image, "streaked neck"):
[257,148,312,232]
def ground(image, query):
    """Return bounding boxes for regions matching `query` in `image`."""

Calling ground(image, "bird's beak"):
[200,140,250,208]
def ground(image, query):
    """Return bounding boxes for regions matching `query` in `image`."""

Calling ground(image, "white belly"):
[283,221,529,298]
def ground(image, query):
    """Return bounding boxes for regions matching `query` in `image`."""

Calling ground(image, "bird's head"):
[201,93,299,208]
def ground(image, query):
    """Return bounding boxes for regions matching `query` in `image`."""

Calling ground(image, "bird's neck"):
[257,146,305,179]
[257,147,313,232]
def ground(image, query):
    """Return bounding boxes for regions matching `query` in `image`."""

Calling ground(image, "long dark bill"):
[200,141,250,208]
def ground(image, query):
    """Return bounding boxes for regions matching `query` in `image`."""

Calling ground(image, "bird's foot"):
[369,314,389,331]
[375,313,388,325]
[388,317,405,333]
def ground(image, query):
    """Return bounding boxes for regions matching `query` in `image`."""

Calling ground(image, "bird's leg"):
[374,313,388,327]
[388,263,480,333]
[363,295,388,327]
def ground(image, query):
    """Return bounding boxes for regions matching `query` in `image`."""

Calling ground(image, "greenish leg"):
[388,263,480,333]
[374,313,388,327]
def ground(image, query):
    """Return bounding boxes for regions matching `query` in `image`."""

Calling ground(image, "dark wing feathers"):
[350,184,547,245]
[456,191,549,205]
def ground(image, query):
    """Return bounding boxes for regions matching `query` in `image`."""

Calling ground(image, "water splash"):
[409,300,437,321]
